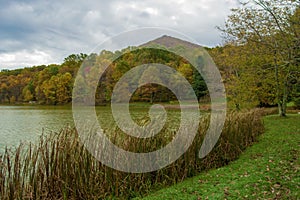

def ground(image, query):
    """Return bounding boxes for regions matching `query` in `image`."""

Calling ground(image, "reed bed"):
[0,109,266,199]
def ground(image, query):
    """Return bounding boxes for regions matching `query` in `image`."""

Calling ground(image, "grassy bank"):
[0,109,267,199]
[137,114,300,199]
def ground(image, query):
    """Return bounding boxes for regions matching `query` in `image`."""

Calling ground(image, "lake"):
[0,104,184,152]
[0,106,75,152]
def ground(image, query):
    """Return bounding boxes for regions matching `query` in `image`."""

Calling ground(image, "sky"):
[0,0,240,70]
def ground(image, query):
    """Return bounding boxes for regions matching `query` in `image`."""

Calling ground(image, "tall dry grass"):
[0,109,266,199]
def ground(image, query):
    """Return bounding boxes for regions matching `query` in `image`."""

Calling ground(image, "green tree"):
[219,0,300,116]
[193,56,208,101]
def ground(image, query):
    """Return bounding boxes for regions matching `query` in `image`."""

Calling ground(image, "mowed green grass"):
[136,114,300,199]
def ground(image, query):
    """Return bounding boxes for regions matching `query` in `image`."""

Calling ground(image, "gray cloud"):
[0,0,239,69]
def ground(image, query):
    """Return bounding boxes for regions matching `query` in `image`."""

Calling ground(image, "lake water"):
[0,105,183,152]
[0,106,74,152]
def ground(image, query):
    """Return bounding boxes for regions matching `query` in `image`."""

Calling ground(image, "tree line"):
[0,49,207,105]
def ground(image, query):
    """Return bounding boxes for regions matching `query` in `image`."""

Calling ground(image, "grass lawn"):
[136,114,300,199]
[287,102,295,107]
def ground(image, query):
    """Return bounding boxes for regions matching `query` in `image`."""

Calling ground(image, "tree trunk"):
[276,78,288,117]
[274,50,287,117]
[150,92,154,104]
[281,79,288,117]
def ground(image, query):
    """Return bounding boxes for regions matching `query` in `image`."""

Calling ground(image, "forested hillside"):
[0,41,208,105]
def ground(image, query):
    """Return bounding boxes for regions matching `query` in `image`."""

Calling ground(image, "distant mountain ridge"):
[140,35,201,49]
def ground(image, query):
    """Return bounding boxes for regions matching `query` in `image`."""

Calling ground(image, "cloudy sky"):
[0,0,239,70]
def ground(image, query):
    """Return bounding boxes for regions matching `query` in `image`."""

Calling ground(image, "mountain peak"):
[141,35,201,49]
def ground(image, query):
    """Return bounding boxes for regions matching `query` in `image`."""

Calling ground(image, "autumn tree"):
[219,0,300,116]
